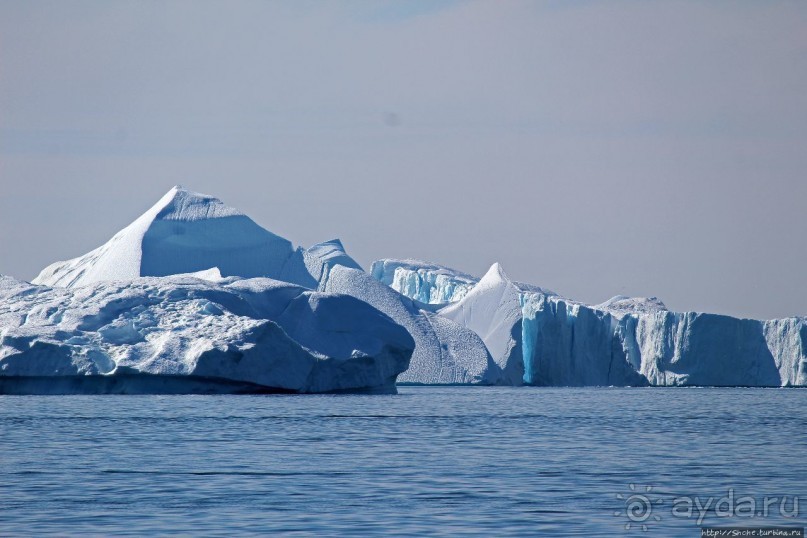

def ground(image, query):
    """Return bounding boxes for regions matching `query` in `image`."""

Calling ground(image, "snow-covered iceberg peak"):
[462,262,507,295]
[153,185,245,221]
[33,186,298,288]
[370,259,478,304]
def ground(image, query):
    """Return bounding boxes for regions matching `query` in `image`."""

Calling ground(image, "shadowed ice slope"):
[321,265,501,384]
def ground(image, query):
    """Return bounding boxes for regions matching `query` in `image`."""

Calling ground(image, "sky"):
[1,0,805,320]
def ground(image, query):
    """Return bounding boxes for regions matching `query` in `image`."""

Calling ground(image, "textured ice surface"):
[321,265,500,384]
[371,259,478,304]
[0,275,413,394]
[763,318,807,386]
[304,240,362,285]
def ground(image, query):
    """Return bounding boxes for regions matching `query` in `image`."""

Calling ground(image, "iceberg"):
[518,290,652,386]
[0,274,414,394]
[375,260,806,387]
[304,239,363,285]
[17,186,806,389]
[31,186,358,289]
[522,287,805,387]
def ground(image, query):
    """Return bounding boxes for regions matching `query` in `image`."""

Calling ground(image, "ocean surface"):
[1,387,805,537]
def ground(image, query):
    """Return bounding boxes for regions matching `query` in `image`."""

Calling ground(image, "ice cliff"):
[0,274,413,394]
[370,260,478,304]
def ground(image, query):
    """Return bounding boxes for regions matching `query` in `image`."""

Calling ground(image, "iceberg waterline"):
[3,185,804,392]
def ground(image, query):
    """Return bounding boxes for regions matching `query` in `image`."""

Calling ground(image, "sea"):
[1,387,805,537]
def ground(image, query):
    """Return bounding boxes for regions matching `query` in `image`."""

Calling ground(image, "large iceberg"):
[438,263,547,386]
[12,186,806,390]
[374,259,806,387]
[0,274,413,394]
[521,278,805,387]
[8,186,418,394]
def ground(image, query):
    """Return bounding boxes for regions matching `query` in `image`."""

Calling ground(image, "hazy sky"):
[1,0,805,319]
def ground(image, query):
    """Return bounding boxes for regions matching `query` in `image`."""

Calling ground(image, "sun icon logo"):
[614,484,663,531]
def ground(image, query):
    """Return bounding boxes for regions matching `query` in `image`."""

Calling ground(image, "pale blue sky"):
[1,0,805,319]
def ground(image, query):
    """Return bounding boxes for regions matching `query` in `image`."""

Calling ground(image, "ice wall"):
[371,259,478,304]
[519,279,806,387]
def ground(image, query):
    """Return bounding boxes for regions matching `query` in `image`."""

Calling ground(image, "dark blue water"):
[1,387,805,536]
